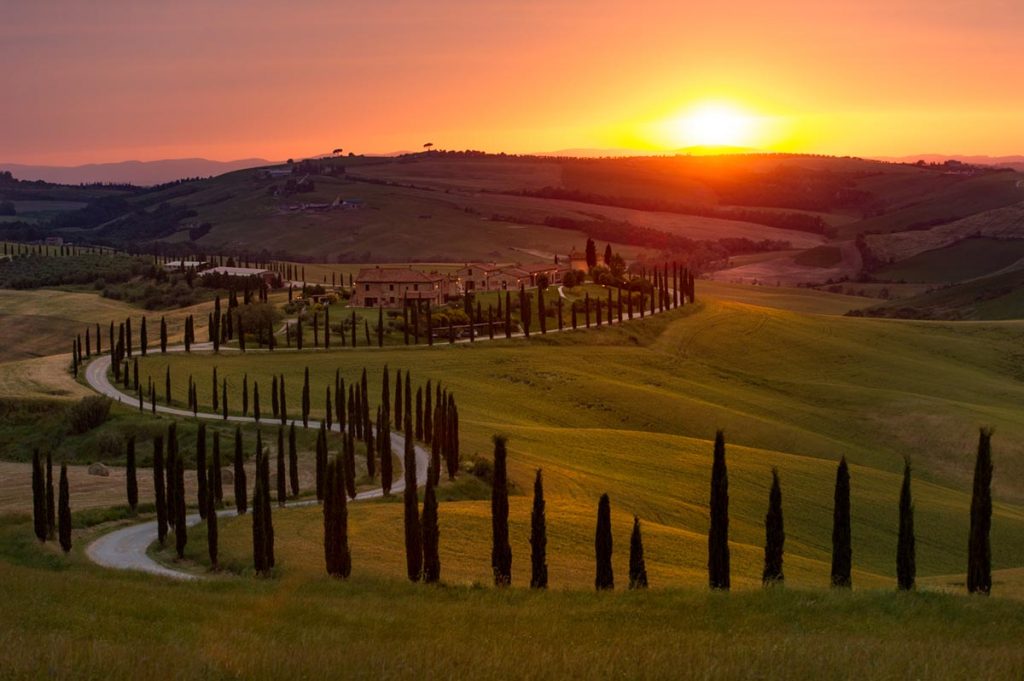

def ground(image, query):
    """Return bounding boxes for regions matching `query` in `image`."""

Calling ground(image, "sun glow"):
[664,102,761,151]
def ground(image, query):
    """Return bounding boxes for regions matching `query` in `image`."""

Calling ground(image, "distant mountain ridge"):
[0,158,276,186]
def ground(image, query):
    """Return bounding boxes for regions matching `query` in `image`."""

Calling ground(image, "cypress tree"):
[324,456,352,578]
[154,436,167,545]
[968,428,993,595]
[763,468,785,585]
[262,444,275,569]
[325,386,333,432]
[629,515,648,589]
[160,317,167,353]
[31,450,47,542]
[45,452,55,540]
[196,423,208,520]
[422,469,441,583]
[174,456,187,559]
[831,456,852,588]
[897,459,916,591]
[253,382,261,423]
[277,427,287,507]
[140,316,148,355]
[491,435,512,586]
[395,369,403,433]
[404,371,412,434]
[234,426,247,514]
[316,424,327,501]
[222,379,228,420]
[165,367,171,404]
[423,380,433,443]
[324,306,331,349]
[206,465,219,570]
[126,435,138,512]
[296,316,303,350]
[212,431,223,505]
[505,291,512,338]
[595,493,614,590]
[530,468,548,589]
[380,413,393,496]
[57,462,71,553]
[242,374,249,417]
[403,412,422,582]
[212,367,219,412]
[344,428,357,500]
[165,425,177,522]
[708,430,731,590]
[289,423,299,496]
[337,377,345,432]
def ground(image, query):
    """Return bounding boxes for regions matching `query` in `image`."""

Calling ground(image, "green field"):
[875,237,1024,284]
[5,277,1024,677]
[125,291,1024,594]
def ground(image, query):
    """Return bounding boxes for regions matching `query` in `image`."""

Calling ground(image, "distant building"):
[351,267,452,308]
[203,265,276,286]
[163,260,208,272]
[568,248,588,272]
[44,236,64,246]
[456,262,570,292]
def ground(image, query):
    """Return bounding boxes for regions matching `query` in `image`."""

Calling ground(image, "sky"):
[2,0,1024,165]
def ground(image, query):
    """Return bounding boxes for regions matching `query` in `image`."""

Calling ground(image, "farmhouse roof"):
[355,267,445,284]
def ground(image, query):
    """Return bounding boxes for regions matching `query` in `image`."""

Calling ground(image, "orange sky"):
[2,1,1024,165]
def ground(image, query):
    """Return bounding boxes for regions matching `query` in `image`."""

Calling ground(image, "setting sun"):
[666,102,759,150]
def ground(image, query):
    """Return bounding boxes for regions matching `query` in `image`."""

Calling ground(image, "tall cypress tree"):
[50,460,69,554]
[31,449,47,542]
[595,493,614,590]
[968,428,993,595]
[629,515,648,589]
[708,430,731,590]
[897,459,916,591]
[45,452,55,540]
[126,435,138,512]
[831,456,852,588]
[324,456,352,578]
[380,412,393,496]
[160,316,168,353]
[763,468,785,586]
[212,431,223,506]
[288,423,299,497]
[403,412,422,582]
[234,426,247,514]
[153,436,167,545]
[196,423,208,520]
[276,427,287,507]
[395,369,403,433]
[174,456,187,559]
[423,380,433,443]
[207,465,219,570]
[262,444,275,569]
[323,456,337,574]
[165,423,178,527]
[421,469,441,583]
[491,435,512,586]
[344,428,357,500]
[253,382,261,423]
[530,468,548,589]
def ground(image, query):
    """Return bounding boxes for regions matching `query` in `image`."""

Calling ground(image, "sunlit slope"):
[136,295,1024,588]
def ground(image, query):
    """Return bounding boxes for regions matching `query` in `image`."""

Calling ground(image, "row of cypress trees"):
[30,450,72,553]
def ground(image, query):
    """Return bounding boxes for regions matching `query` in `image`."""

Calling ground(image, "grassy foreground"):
[2,515,1024,680]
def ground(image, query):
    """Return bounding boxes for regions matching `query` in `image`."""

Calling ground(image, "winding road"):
[83,289,684,579]
[84,348,430,580]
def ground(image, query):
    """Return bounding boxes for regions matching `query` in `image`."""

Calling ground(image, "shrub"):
[66,396,111,434]
[471,457,494,485]
[96,431,124,458]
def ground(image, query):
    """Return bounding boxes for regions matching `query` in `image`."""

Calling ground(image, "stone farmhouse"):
[351,267,453,308]
[454,262,570,292]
